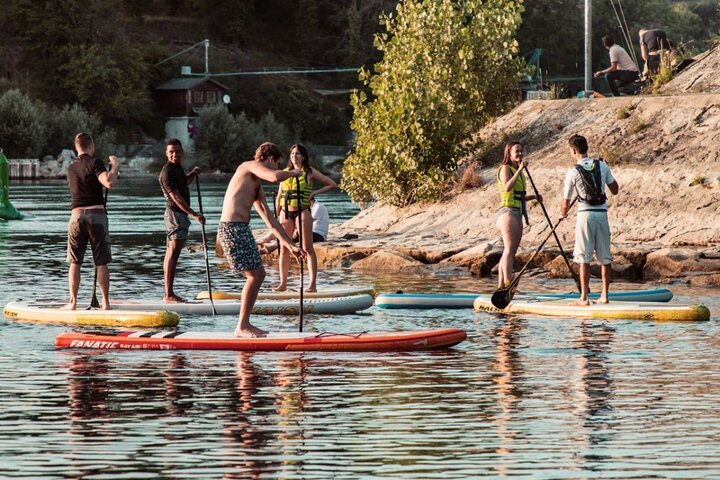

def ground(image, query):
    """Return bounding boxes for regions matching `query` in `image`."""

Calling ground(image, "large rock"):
[643,248,720,279]
[442,242,503,277]
[351,250,432,275]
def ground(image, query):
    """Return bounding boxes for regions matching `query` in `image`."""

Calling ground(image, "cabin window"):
[206,91,217,104]
[193,91,204,103]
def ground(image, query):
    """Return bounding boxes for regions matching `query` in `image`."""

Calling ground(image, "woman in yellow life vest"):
[496,141,540,289]
[274,144,337,292]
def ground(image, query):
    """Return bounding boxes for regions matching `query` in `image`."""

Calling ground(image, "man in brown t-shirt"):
[63,132,120,310]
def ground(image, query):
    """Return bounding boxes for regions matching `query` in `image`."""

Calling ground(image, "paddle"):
[491,196,578,309]
[524,168,581,293]
[296,177,304,332]
[195,175,216,315]
[89,187,109,309]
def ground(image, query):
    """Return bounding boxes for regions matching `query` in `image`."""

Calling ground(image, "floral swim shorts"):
[217,221,263,273]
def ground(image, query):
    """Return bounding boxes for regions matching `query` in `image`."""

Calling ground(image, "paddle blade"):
[491,288,512,309]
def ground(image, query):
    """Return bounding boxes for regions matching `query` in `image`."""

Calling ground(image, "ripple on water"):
[1,181,720,478]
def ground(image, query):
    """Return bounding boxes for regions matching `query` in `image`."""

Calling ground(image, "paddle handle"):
[196,175,216,315]
[525,168,581,292]
[90,178,110,309]
[297,176,304,332]
[507,196,578,293]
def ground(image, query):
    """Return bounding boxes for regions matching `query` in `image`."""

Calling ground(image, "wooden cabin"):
[154,77,230,149]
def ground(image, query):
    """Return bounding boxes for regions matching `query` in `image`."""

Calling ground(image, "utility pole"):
[584,0,593,95]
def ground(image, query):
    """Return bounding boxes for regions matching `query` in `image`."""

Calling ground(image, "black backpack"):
[575,160,606,206]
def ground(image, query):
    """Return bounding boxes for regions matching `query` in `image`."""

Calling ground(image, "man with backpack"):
[560,134,620,306]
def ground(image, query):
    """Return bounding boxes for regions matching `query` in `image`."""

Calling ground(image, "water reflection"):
[2,179,720,478]
[492,316,525,475]
[569,322,615,470]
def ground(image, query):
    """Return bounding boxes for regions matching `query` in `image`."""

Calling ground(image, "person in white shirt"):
[256,198,330,248]
[560,134,619,306]
[593,35,639,96]
[309,198,329,242]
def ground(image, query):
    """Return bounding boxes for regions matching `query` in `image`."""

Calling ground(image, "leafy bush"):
[0,89,47,158]
[194,106,245,171]
[194,106,295,171]
[45,104,116,158]
[342,0,524,207]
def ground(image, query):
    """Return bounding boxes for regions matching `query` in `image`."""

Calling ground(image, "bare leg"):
[235,267,268,338]
[496,212,522,288]
[164,239,186,302]
[96,264,111,310]
[62,263,81,310]
[573,263,591,306]
[598,263,612,303]
[273,215,295,291]
[301,211,318,292]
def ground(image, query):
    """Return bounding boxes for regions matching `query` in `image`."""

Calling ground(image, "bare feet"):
[572,299,591,306]
[60,303,76,311]
[597,296,609,304]
[102,303,112,311]
[272,285,287,292]
[305,287,317,293]
[234,324,268,338]
[164,295,186,303]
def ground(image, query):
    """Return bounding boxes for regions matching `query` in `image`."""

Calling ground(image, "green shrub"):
[194,105,245,171]
[44,104,115,158]
[195,106,296,171]
[342,0,524,207]
[0,89,47,158]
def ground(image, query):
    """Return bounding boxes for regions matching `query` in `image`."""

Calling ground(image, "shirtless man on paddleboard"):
[218,142,305,338]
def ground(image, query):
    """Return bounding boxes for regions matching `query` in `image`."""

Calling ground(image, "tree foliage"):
[0,90,115,159]
[0,90,47,158]
[194,106,294,171]
[517,0,716,77]
[342,0,524,207]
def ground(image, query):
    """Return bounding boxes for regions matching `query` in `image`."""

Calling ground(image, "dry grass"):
[454,160,485,192]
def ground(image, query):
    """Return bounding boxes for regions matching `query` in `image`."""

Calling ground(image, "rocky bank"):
[311,49,720,287]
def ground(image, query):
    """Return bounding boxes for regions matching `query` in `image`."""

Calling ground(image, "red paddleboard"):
[54,328,466,352]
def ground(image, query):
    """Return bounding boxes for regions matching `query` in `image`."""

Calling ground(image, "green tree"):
[517,0,709,77]
[342,0,524,207]
[194,105,245,171]
[44,104,116,159]
[0,89,47,158]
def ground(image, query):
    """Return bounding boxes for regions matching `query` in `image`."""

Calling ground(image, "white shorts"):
[574,210,612,264]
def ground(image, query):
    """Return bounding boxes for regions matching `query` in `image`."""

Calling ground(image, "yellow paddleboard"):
[3,301,179,328]
[473,295,710,322]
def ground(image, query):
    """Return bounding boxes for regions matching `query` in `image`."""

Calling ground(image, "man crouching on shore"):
[218,142,305,337]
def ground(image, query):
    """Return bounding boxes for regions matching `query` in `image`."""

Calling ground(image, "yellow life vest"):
[279,173,312,209]
[496,165,526,209]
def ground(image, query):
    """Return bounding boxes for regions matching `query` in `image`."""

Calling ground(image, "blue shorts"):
[165,209,191,242]
[218,221,263,273]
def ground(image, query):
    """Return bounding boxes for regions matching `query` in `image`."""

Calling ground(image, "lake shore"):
[311,93,720,287]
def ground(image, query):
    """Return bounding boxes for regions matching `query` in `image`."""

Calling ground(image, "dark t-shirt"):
[159,162,190,213]
[67,154,106,209]
[641,29,672,54]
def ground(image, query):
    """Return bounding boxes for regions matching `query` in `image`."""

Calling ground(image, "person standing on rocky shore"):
[159,138,205,303]
[495,141,541,289]
[274,144,337,293]
[561,134,619,306]
[63,132,120,310]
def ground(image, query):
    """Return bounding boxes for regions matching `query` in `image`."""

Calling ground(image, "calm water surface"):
[1,178,719,479]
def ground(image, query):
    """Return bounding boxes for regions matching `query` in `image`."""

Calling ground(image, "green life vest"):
[496,165,526,209]
[279,173,312,209]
